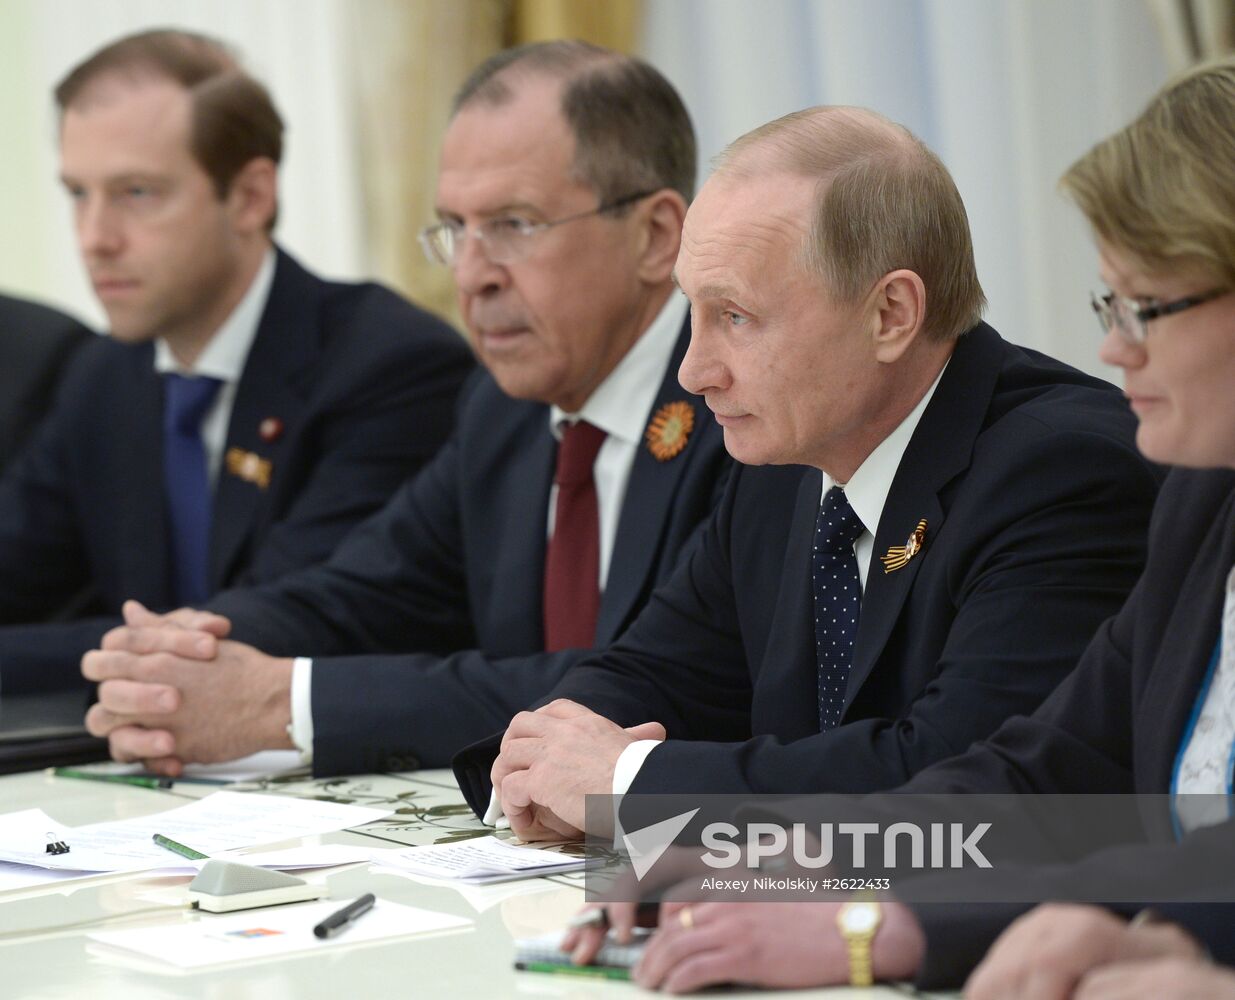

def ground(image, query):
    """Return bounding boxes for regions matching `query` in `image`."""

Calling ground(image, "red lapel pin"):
[259,417,284,443]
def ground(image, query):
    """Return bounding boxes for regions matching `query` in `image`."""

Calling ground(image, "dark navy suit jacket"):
[206,317,733,774]
[0,249,473,693]
[0,293,92,470]
[454,323,1162,812]
[895,468,1235,987]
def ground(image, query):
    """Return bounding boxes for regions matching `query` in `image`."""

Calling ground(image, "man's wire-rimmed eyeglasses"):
[419,190,656,267]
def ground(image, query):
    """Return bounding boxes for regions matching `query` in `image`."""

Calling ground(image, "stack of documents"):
[372,835,591,885]
[0,792,392,891]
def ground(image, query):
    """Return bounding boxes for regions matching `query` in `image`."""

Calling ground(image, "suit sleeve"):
[449,454,745,812]
[541,465,756,738]
[908,815,1235,988]
[0,306,92,471]
[0,345,102,627]
[208,402,477,658]
[547,421,1158,796]
[309,647,593,774]
[899,586,1142,986]
[0,344,120,695]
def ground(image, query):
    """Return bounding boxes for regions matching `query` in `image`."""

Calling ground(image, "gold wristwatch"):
[836,900,883,986]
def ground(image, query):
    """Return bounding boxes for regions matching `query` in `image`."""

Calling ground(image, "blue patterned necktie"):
[813,486,865,730]
[163,373,223,606]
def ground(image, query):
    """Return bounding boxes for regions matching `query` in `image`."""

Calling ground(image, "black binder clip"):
[45,834,70,856]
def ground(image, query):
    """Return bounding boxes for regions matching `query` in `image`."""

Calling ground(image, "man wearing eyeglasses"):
[80,41,730,776]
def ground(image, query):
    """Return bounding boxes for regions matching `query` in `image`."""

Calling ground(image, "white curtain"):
[2,0,1183,377]
[1148,0,1235,68]
[0,0,366,330]
[639,0,1170,379]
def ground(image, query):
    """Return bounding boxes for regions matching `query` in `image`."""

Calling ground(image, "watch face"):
[841,904,879,933]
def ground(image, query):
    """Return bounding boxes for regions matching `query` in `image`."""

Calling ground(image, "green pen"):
[515,962,631,981]
[152,833,210,861]
[53,767,173,790]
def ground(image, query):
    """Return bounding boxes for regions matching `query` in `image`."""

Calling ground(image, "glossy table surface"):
[0,767,943,999]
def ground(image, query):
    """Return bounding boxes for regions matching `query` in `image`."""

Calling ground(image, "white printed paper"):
[88,897,471,969]
[0,792,392,872]
[372,836,589,884]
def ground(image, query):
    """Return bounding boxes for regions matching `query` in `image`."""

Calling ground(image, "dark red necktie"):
[543,420,607,651]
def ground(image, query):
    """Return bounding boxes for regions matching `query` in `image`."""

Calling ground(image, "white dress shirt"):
[153,249,276,485]
[1174,562,1235,833]
[548,291,690,587]
[290,291,691,759]
[611,361,949,795]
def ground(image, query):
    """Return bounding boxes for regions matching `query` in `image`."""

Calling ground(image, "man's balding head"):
[717,106,985,342]
[453,40,695,208]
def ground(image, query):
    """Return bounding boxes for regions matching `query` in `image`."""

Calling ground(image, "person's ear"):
[226,157,278,235]
[870,269,926,363]
[634,190,687,284]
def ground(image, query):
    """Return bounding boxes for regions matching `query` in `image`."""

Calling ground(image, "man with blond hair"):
[474,105,1162,840]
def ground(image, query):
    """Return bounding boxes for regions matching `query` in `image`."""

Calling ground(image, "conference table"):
[0,766,944,998]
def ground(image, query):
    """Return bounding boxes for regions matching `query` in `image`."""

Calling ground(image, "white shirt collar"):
[154,248,277,380]
[549,291,688,441]
[823,359,950,537]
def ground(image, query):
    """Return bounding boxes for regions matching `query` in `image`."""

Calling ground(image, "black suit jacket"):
[0,249,473,693]
[206,317,733,773]
[895,468,1235,986]
[0,294,92,470]
[454,323,1162,812]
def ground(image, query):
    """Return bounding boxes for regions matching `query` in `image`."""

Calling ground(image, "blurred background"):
[2,0,1232,378]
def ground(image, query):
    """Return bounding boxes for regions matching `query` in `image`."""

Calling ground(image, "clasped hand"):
[490,699,665,841]
[81,600,294,774]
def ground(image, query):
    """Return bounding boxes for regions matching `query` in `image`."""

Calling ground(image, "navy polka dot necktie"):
[813,486,865,730]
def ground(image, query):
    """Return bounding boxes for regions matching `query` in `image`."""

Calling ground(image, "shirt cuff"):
[613,739,663,795]
[289,657,315,762]
[483,791,510,829]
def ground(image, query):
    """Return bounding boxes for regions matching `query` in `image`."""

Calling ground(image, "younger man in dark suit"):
[477,105,1162,840]
[80,42,731,774]
[0,31,471,695]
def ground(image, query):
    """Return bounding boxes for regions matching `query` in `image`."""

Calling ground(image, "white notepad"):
[88,898,471,969]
